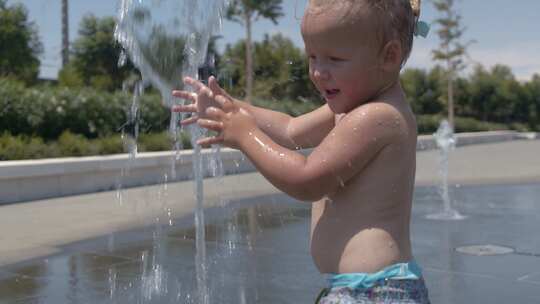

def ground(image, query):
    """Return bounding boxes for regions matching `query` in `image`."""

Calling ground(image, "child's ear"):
[380,40,402,71]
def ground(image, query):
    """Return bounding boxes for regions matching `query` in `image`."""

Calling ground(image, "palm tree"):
[225,0,283,103]
[61,0,69,66]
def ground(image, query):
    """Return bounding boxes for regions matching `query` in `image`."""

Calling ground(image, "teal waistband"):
[326,261,423,290]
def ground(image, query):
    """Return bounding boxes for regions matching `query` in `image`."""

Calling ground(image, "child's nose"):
[312,65,330,81]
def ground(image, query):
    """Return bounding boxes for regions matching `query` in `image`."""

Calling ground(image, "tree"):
[0,0,42,84]
[225,0,283,103]
[65,14,137,91]
[222,33,318,103]
[431,0,473,129]
[524,74,540,130]
[401,68,444,115]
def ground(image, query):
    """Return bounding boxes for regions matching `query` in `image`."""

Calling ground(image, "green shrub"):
[57,131,99,157]
[95,135,124,155]
[0,77,171,140]
[0,131,192,161]
[0,132,58,160]
[417,115,508,134]
[139,132,173,152]
[253,98,320,117]
[454,117,507,133]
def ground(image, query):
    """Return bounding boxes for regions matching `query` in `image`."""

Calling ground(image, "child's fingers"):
[215,95,234,111]
[184,77,207,93]
[197,119,223,132]
[209,76,236,101]
[171,104,197,113]
[197,135,224,146]
[208,76,226,97]
[180,116,198,126]
[205,107,225,120]
[184,77,214,99]
[201,87,214,99]
[172,90,197,101]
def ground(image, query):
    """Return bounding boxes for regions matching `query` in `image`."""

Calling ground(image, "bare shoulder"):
[340,100,414,147]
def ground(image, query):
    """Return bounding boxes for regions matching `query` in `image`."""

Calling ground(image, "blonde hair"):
[410,0,422,18]
[365,0,422,67]
[307,0,422,67]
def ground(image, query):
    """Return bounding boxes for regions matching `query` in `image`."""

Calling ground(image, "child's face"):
[301,3,386,114]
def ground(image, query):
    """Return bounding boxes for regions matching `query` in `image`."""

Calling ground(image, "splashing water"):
[426,120,467,220]
[115,0,227,303]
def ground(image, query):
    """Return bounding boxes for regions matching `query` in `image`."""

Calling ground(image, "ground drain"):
[456,244,515,256]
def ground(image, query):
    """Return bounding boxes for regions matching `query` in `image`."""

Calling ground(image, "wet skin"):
[172,1,417,274]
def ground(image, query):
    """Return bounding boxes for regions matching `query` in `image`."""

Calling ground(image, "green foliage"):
[0,78,170,140]
[0,132,56,160]
[0,0,42,84]
[416,115,507,135]
[136,24,186,91]
[226,0,284,25]
[401,67,444,115]
[0,130,192,161]
[57,131,99,156]
[222,34,320,103]
[67,14,138,91]
[253,98,319,117]
[431,0,472,73]
[138,132,192,152]
[465,65,529,124]
[225,0,284,101]
[58,63,84,88]
[431,0,475,128]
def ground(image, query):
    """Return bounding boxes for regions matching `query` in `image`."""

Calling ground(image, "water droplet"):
[118,51,127,67]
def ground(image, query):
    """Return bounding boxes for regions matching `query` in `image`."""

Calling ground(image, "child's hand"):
[196,94,257,149]
[171,76,229,126]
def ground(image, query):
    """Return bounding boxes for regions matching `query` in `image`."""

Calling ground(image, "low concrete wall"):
[417,131,520,151]
[0,149,255,204]
[0,131,533,204]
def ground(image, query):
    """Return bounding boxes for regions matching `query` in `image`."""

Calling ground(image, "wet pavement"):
[1,183,540,303]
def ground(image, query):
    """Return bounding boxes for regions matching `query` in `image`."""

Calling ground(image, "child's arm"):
[172,77,334,149]
[197,93,403,202]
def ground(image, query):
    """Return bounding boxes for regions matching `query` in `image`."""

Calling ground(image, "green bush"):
[95,135,124,155]
[417,115,508,134]
[0,77,170,140]
[253,98,320,117]
[57,131,99,157]
[0,131,193,161]
[0,132,57,160]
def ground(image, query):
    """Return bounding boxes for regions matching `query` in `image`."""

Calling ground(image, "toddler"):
[173,0,430,302]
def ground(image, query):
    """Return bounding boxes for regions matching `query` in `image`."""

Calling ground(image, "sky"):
[11,0,540,81]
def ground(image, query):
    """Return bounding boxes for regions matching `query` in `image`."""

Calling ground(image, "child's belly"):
[310,195,413,274]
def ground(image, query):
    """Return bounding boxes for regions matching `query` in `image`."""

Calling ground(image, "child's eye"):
[329,57,345,62]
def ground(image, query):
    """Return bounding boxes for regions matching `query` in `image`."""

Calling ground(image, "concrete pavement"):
[0,139,539,267]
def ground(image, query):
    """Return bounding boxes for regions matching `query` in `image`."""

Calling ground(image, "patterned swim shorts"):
[316,278,431,304]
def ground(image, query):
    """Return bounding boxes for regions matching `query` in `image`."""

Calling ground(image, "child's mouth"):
[325,89,340,100]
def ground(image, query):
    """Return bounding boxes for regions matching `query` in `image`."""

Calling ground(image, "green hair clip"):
[414,20,430,38]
